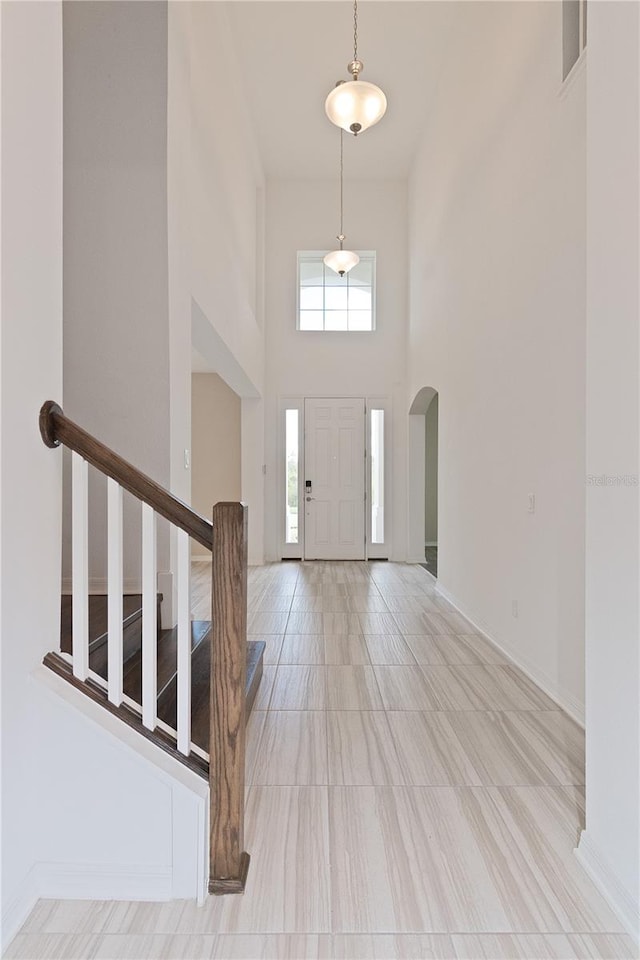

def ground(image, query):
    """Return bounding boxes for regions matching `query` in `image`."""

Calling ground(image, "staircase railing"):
[39,401,250,894]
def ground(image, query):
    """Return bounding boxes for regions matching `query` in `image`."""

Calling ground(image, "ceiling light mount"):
[325,0,387,137]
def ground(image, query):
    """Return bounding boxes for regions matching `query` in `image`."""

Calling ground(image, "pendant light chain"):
[339,129,344,244]
[353,0,358,62]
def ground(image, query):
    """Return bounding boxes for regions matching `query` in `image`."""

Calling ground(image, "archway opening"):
[408,387,439,577]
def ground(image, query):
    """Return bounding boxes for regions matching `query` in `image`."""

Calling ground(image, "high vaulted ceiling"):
[223,2,456,180]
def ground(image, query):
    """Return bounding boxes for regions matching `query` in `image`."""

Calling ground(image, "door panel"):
[304,398,365,560]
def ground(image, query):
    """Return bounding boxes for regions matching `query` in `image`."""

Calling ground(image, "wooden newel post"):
[209,501,250,894]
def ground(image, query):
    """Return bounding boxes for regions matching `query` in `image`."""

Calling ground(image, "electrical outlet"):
[527,493,536,513]
[512,599,519,619]
[184,448,190,470]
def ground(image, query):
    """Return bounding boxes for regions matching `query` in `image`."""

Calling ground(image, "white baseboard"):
[1,861,172,952]
[576,831,640,943]
[407,555,428,565]
[36,861,173,901]
[435,581,585,727]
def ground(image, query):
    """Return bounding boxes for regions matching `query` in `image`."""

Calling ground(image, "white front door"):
[304,398,365,560]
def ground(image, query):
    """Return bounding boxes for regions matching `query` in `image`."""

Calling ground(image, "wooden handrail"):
[39,401,213,551]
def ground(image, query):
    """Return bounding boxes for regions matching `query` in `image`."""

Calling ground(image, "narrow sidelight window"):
[285,409,299,544]
[370,409,384,544]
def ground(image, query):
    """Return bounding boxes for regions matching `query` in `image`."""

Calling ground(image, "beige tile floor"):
[7,562,638,960]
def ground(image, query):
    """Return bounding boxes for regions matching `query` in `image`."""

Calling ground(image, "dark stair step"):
[122,620,211,703]
[60,593,162,679]
[61,594,143,651]
[156,634,265,753]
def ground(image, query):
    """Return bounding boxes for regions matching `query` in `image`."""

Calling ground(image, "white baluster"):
[107,479,123,706]
[142,503,157,730]
[72,453,89,680]
[176,528,192,755]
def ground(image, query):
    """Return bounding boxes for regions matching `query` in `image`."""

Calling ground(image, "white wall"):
[264,178,408,562]
[191,374,241,559]
[577,0,640,938]
[63,1,173,613]
[167,0,193,620]
[186,4,265,393]
[169,3,266,563]
[408,1,586,720]
[62,0,267,592]
[0,1,64,943]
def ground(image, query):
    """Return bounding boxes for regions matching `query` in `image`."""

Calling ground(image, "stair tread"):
[123,621,211,702]
[60,592,163,679]
[157,638,266,752]
[60,594,143,654]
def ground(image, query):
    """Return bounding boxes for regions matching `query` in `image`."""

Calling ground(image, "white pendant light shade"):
[325,1,387,136]
[324,247,360,277]
[325,80,387,136]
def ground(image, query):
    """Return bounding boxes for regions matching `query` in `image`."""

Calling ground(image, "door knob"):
[306,496,315,502]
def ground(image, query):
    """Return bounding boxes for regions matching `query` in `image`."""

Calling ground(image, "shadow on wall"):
[408,387,438,575]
